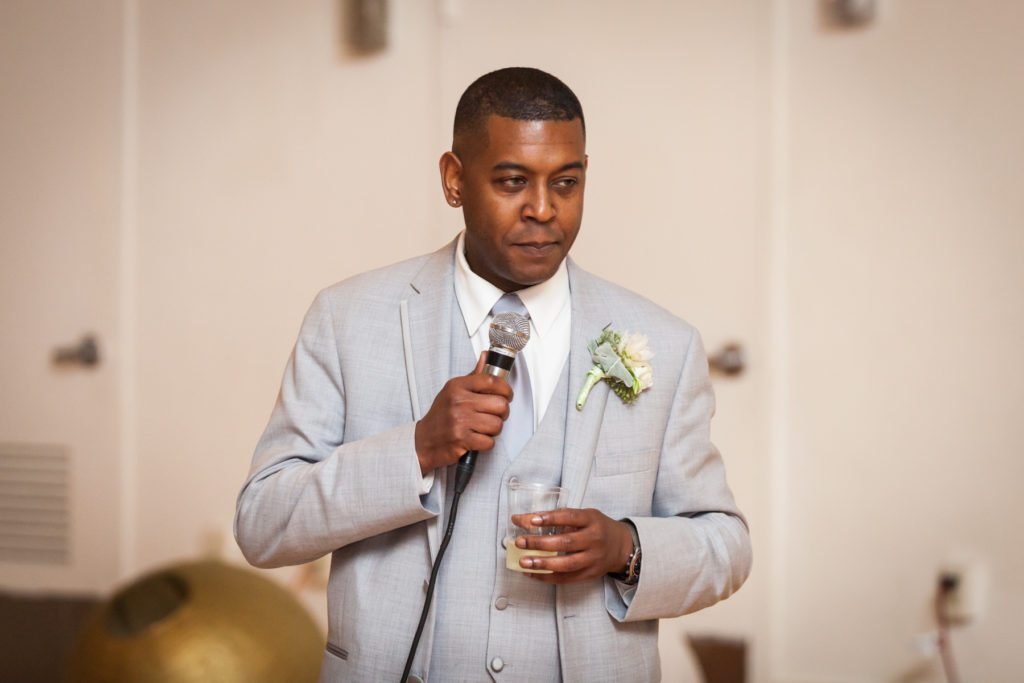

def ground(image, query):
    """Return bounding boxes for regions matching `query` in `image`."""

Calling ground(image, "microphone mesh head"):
[489,312,530,353]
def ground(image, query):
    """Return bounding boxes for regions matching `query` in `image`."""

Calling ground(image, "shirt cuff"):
[614,578,637,605]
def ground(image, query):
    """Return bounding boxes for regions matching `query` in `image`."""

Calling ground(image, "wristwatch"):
[609,520,642,586]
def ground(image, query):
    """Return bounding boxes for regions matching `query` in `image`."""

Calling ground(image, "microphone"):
[454,310,530,493]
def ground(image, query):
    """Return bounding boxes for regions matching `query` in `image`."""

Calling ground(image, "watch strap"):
[609,519,641,585]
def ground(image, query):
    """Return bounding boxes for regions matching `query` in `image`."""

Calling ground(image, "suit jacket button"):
[490,656,505,673]
[406,676,424,683]
[494,596,509,610]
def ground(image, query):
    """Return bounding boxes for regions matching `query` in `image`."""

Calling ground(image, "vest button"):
[491,656,505,673]
[494,596,509,610]
[406,677,424,683]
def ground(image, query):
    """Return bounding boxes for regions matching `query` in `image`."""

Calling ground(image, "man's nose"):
[522,185,555,223]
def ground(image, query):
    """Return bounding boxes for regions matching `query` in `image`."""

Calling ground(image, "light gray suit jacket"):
[234,239,751,682]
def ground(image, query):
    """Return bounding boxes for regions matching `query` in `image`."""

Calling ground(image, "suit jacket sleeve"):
[233,289,440,569]
[606,328,752,621]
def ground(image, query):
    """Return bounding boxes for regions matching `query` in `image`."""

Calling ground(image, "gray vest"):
[428,301,570,681]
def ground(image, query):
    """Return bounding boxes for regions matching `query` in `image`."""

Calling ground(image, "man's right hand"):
[414,352,513,475]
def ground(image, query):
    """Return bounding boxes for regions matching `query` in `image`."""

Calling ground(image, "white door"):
[774,2,1024,680]
[0,1,123,593]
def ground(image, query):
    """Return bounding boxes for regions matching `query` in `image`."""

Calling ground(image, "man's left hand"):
[511,508,634,584]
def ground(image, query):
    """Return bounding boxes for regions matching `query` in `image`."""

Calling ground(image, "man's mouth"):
[514,242,558,255]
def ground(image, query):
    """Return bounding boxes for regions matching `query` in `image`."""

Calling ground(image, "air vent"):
[0,443,70,564]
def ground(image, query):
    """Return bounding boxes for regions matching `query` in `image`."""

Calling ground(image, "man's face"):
[446,115,586,292]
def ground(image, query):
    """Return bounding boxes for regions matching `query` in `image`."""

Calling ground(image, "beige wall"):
[2,1,1022,681]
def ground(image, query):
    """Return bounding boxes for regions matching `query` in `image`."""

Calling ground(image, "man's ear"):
[439,151,464,207]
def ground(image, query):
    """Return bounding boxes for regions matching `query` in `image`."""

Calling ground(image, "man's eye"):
[497,177,527,188]
[554,177,579,189]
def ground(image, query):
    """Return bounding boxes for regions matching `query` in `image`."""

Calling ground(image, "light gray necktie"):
[491,293,534,458]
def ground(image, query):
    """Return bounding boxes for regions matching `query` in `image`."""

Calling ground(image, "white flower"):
[617,332,654,367]
[633,362,654,391]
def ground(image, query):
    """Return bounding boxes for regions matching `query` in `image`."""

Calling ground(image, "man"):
[235,67,751,682]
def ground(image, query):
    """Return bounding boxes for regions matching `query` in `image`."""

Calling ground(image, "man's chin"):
[506,263,562,289]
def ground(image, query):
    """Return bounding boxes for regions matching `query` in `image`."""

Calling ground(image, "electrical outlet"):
[937,560,987,625]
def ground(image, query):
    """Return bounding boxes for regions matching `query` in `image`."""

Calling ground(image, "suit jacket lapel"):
[403,239,459,559]
[560,260,611,508]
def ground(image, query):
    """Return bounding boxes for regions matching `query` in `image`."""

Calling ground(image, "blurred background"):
[1,1,1022,681]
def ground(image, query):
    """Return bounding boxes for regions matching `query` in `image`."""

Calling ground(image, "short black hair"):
[453,67,585,151]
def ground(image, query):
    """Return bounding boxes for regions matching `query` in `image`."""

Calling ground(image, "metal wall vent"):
[0,443,70,565]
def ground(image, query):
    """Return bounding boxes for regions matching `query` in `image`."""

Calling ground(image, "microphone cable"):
[399,462,474,682]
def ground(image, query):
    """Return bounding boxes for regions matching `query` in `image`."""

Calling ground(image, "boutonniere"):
[575,326,654,410]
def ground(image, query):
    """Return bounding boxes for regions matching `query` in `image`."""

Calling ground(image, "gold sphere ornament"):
[68,560,323,682]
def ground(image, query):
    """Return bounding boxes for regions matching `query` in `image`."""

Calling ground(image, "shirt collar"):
[454,231,570,340]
